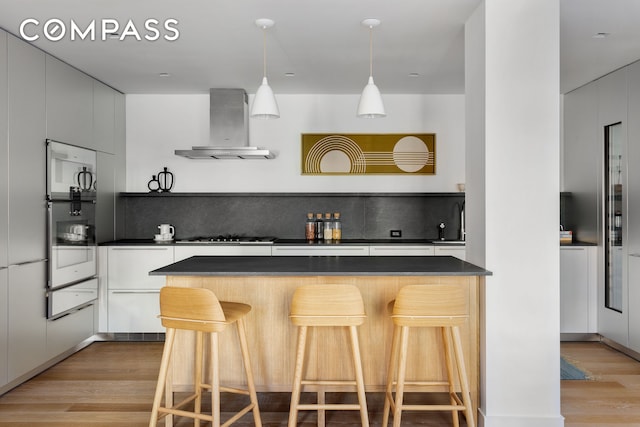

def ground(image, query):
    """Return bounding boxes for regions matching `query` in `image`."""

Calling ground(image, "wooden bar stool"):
[382,284,475,427]
[149,286,262,427]
[288,284,369,427]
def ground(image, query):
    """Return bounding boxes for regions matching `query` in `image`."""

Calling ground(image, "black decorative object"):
[157,167,174,192]
[147,175,160,192]
[77,166,94,191]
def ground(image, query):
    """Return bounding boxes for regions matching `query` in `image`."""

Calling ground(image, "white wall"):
[126,93,465,192]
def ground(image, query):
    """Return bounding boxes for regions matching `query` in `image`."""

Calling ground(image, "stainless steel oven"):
[46,140,98,318]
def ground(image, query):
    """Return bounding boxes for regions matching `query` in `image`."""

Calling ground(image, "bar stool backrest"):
[290,284,366,326]
[159,286,227,332]
[392,284,468,327]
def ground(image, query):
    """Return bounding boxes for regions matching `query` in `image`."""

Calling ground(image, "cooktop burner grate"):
[176,235,276,244]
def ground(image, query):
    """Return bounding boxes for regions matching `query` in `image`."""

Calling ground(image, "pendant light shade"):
[251,18,279,119]
[357,18,385,118]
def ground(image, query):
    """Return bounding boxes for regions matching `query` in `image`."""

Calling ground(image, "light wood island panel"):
[162,274,480,414]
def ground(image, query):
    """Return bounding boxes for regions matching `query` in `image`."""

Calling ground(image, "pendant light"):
[251,18,280,119]
[357,18,386,118]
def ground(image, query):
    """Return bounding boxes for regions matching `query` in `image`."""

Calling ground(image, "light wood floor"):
[561,341,640,427]
[0,340,638,426]
[0,341,466,426]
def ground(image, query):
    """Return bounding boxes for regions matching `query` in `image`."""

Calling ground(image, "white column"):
[466,1,563,426]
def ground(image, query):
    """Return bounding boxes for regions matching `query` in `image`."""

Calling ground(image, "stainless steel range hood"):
[175,89,275,159]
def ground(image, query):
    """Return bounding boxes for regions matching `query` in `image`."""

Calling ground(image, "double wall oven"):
[46,140,98,319]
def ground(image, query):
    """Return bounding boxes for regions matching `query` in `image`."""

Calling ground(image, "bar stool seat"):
[382,284,475,427]
[149,286,262,427]
[288,284,369,427]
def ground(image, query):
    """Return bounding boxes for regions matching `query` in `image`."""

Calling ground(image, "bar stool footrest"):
[297,403,364,411]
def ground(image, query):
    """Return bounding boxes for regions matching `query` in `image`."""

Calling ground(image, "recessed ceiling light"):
[592,32,610,39]
[285,72,296,77]
[158,72,171,77]
[409,72,420,77]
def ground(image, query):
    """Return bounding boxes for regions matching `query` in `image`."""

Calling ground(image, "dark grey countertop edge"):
[149,256,492,277]
[120,192,465,198]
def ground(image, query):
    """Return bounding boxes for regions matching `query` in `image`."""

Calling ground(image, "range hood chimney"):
[175,88,275,159]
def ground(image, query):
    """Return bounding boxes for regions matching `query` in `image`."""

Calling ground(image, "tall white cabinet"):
[565,57,640,354]
[626,60,640,353]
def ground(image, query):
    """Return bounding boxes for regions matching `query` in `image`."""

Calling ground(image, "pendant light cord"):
[369,25,373,78]
[262,26,267,78]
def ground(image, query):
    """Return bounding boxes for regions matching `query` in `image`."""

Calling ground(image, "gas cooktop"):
[176,235,277,245]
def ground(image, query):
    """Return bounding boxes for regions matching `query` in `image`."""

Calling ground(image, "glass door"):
[605,122,623,312]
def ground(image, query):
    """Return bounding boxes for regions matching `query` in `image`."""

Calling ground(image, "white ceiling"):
[0,0,639,95]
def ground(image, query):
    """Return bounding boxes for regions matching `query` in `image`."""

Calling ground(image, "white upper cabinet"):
[7,35,46,264]
[93,80,116,154]
[45,55,93,148]
[0,31,7,268]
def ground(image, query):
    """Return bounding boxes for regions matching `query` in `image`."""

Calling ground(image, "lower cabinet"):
[271,245,370,256]
[369,245,435,256]
[0,268,7,387]
[560,246,597,335]
[7,261,47,382]
[46,304,94,359]
[108,290,162,332]
[434,245,466,260]
[106,246,174,333]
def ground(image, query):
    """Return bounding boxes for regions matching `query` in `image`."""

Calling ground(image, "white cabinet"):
[93,81,116,154]
[175,245,272,261]
[626,60,640,353]
[434,246,466,260]
[46,304,94,359]
[45,55,93,148]
[107,246,174,332]
[369,245,435,256]
[0,30,7,268]
[96,152,116,243]
[114,92,126,239]
[7,261,47,382]
[271,245,370,256]
[0,268,7,387]
[560,246,597,335]
[7,35,46,264]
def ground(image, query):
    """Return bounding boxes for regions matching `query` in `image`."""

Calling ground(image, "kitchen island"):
[150,255,490,414]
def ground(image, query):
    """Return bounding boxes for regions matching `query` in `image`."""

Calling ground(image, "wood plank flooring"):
[0,340,638,426]
[561,341,640,427]
[0,341,465,426]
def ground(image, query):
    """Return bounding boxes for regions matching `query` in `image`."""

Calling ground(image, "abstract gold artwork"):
[301,133,435,175]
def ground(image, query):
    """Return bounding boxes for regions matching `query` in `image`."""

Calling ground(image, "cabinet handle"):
[629,253,640,258]
[111,290,160,294]
[560,248,585,251]
[111,248,169,251]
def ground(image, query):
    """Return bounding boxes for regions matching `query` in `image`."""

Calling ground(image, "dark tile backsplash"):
[121,193,465,241]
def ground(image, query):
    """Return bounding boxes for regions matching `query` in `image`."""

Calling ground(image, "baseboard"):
[478,410,565,427]
[94,332,165,342]
[600,336,640,363]
[560,332,600,342]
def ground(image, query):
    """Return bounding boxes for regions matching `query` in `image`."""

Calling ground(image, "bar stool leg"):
[451,326,475,427]
[382,325,400,427]
[149,328,175,427]
[236,317,263,427]
[288,326,308,427]
[392,326,410,427]
[441,327,460,427]
[317,391,325,427]
[349,325,370,427]
[194,331,203,427]
[211,331,221,427]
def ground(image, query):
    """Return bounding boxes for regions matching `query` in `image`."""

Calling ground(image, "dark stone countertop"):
[100,238,465,246]
[149,255,491,277]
